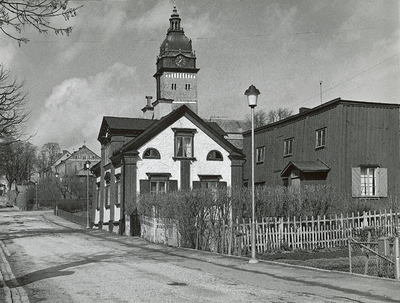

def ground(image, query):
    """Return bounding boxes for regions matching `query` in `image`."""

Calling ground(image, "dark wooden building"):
[243,98,400,201]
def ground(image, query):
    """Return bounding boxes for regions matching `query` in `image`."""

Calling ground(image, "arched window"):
[206,150,223,161]
[143,148,161,159]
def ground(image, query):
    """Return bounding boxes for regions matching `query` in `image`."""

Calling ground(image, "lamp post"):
[84,160,91,229]
[55,172,59,215]
[245,84,260,264]
[35,182,38,211]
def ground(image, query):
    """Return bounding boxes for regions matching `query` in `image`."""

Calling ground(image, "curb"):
[0,241,30,303]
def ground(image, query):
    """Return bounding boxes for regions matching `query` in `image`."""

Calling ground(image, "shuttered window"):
[352,167,387,198]
[140,174,178,194]
[194,175,227,190]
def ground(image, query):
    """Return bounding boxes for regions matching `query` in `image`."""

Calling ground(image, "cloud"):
[57,1,130,63]
[31,62,143,153]
[125,1,173,33]
[0,41,16,66]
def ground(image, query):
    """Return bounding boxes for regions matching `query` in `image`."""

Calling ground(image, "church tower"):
[153,6,199,119]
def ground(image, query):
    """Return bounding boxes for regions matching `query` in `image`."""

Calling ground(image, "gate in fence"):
[349,236,400,279]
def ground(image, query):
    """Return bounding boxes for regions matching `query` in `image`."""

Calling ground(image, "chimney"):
[142,96,154,119]
[299,107,311,114]
[145,96,152,107]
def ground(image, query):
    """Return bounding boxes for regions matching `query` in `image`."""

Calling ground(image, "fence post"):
[348,237,352,274]
[395,237,400,280]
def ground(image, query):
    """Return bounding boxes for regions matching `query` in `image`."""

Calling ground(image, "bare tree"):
[267,107,294,124]
[37,142,61,173]
[0,0,81,45]
[244,108,293,130]
[0,139,37,190]
[0,66,29,140]
[52,174,84,199]
[244,110,268,131]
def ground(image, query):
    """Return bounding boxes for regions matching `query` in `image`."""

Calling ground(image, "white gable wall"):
[136,116,232,191]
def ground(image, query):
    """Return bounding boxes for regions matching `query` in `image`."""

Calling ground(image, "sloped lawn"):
[259,247,350,272]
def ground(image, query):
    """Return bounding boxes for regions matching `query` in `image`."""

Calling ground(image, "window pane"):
[117,181,121,204]
[284,139,293,156]
[256,147,264,163]
[316,128,326,148]
[176,137,183,156]
[159,181,166,193]
[176,135,192,157]
[150,182,157,193]
[361,167,376,196]
[183,137,192,157]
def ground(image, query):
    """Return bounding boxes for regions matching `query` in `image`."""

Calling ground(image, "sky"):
[0,0,398,155]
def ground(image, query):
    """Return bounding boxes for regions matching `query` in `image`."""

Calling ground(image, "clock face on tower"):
[175,55,188,67]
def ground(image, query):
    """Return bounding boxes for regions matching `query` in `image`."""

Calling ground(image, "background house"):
[54,145,100,177]
[243,98,400,202]
[40,150,71,178]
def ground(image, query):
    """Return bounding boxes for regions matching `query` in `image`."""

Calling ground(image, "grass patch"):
[258,247,350,272]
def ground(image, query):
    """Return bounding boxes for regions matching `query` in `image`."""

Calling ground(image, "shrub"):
[239,184,346,219]
[135,188,232,249]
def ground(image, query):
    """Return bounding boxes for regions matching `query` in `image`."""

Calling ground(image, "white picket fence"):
[230,210,400,254]
[140,210,400,255]
[141,215,180,247]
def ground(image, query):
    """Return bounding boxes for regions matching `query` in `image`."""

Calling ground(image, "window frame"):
[316,127,327,149]
[256,146,265,164]
[360,167,377,197]
[206,150,223,161]
[146,173,171,195]
[105,181,111,208]
[143,148,161,159]
[172,128,196,160]
[197,175,224,190]
[283,138,294,157]
[96,182,100,210]
[115,173,121,206]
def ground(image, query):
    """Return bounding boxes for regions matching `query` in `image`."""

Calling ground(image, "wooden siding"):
[243,101,400,198]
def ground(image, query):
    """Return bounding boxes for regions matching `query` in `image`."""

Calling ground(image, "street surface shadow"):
[5,254,112,288]
[0,228,86,241]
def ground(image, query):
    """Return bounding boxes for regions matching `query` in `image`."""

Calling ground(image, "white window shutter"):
[378,168,388,197]
[352,167,361,197]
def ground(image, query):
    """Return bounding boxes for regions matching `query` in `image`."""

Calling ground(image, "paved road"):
[0,209,399,303]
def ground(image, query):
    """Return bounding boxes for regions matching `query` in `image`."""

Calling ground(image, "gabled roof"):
[206,122,227,137]
[121,105,244,158]
[244,98,400,136]
[68,145,100,160]
[98,116,156,142]
[49,150,71,168]
[281,159,330,177]
[208,118,245,134]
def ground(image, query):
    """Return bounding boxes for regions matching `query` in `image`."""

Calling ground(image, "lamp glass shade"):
[247,95,258,107]
[244,85,260,108]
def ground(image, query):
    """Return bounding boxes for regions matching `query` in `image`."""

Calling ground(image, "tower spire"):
[153,6,200,119]
[168,5,182,32]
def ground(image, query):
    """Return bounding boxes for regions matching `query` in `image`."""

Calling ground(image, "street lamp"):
[55,172,59,215]
[84,160,91,229]
[245,84,260,264]
[35,182,38,211]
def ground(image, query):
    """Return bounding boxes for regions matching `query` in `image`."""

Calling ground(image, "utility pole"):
[320,81,323,104]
